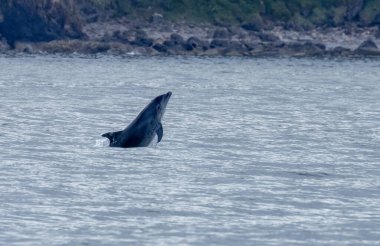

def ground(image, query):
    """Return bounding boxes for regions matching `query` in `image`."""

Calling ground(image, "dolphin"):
[102,91,172,148]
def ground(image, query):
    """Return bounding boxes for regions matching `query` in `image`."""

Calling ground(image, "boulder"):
[185,37,206,51]
[357,39,378,50]
[355,39,380,55]
[152,39,168,53]
[162,33,186,54]
[153,43,167,53]
[169,33,185,46]
[130,30,153,47]
[209,27,234,50]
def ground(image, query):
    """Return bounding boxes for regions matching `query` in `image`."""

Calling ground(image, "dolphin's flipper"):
[156,123,163,143]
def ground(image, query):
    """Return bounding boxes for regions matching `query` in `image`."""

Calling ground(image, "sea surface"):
[0,55,379,245]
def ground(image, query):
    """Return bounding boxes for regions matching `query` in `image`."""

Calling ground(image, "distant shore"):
[2,18,380,57]
[1,0,380,57]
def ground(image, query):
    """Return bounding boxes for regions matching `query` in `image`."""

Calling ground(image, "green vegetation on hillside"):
[87,0,380,27]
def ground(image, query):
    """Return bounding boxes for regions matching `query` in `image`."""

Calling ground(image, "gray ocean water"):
[0,55,379,245]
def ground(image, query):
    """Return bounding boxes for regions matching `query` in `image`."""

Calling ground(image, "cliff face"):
[0,0,83,47]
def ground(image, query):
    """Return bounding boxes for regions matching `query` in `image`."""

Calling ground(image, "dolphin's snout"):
[166,91,172,98]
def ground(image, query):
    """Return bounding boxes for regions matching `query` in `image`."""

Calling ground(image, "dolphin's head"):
[144,91,172,122]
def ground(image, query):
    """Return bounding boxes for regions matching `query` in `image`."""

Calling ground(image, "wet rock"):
[162,33,186,53]
[163,34,184,48]
[153,43,167,53]
[209,27,233,50]
[152,38,167,53]
[130,30,153,47]
[168,33,185,46]
[357,39,378,50]
[185,37,206,51]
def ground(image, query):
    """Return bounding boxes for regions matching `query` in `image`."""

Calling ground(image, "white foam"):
[94,138,109,147]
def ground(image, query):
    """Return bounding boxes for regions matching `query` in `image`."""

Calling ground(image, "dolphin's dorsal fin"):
[156,123,163,143]
[102,130,123,145]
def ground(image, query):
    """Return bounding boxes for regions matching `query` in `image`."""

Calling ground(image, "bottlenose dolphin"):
[102,91,172,148]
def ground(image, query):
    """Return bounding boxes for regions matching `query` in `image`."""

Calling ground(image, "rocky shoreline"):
[1,0,380,58]
[1,17,380,58]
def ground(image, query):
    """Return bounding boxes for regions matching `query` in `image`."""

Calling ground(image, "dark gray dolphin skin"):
[102,91,172,148]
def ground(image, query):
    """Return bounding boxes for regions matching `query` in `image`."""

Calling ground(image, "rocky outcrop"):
[0,0,84,47]
[355,39,380,55]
